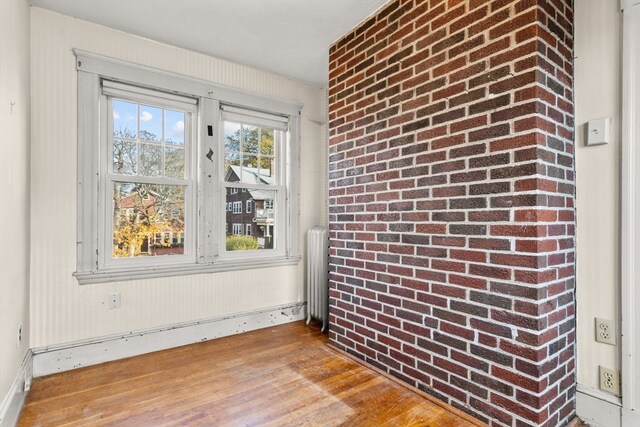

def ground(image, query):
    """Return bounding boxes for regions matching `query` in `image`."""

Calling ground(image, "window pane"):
[165,146,185,179]
[242,155,258,170]
[224,153,241,181]
[224,121,281,186]
[225,187,275,251]
[140,143,163,176]
[241,125,259,154]
[111,98,190,180]
[113,100,137,139]
[139,105,162,142]
[112,183,185,258]
[164,109,185,145]
[260,156,274,180]
[224,122,241,152]
[260,128,275,156]
[112,139,137,175]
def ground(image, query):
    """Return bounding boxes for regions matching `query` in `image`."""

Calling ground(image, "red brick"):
[328,0,575,424]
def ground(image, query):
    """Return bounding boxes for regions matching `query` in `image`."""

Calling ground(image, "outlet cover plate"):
[108,292,121,309]
[595,317,616,345]
[599,366,621,395]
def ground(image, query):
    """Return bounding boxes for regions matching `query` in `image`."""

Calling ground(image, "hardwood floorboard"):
[19,321,485,426]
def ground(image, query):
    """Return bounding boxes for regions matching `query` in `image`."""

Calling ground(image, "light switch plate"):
[587,117,610,146]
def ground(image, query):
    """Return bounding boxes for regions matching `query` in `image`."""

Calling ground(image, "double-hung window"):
[221,106,286,252]
[74,51,300,284]
[102,82,196,266]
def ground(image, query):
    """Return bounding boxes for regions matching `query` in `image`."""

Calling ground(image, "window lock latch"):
[206,148,214,162]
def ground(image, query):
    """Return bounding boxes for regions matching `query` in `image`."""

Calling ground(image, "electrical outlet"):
[16,323,22,346]
[108,292,121,309]
[595,318,616,345]
[599,366,620,395]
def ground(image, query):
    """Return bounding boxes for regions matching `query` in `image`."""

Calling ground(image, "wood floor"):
[19,321,484,426]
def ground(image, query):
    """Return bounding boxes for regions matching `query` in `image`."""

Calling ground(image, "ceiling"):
[30,0,389,87]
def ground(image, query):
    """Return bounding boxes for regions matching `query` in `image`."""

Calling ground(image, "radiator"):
[306,226,329,332]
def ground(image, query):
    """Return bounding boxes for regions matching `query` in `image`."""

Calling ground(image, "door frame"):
[621,1,640,425]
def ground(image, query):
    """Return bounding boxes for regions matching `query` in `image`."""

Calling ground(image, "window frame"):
[99,84,198,270]
[74,50,301,285]
[220,107,287,259]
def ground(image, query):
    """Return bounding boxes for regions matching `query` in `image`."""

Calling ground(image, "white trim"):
[74,49,302,116]
[623,0,640,12]
[0,351,33,427]
[623,408,640,426]
[577,385,622,427]
[32,302,306,377]
[73,255,301,285]
[76,71,100,273]
[622,3,640,425]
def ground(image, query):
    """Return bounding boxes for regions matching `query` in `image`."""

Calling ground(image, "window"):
[102,81,196,267]
[75,50,301,284]
[222,106,286,252]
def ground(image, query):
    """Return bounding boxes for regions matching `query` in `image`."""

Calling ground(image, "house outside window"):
[74,51,301,284]
[102,81,196,267]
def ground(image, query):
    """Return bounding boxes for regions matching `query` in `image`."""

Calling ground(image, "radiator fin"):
[306,226,329,332]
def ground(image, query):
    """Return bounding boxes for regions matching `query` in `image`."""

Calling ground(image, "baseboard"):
[576,384,622,427]
[0,350,33,427]
[33,302,306,377]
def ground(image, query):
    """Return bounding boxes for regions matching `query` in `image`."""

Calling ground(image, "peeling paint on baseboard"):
[32,302,306,377]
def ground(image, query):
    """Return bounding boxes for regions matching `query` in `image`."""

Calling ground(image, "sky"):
[113,99,185,144]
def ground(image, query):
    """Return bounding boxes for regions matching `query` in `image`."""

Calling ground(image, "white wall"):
[0,0,31,407]
[574,0,622,391]
[29,8,326,348]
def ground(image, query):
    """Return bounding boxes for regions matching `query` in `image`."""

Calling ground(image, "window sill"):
[74,255,302,285]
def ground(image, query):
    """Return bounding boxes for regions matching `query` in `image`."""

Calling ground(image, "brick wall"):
[327,1,575,426]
